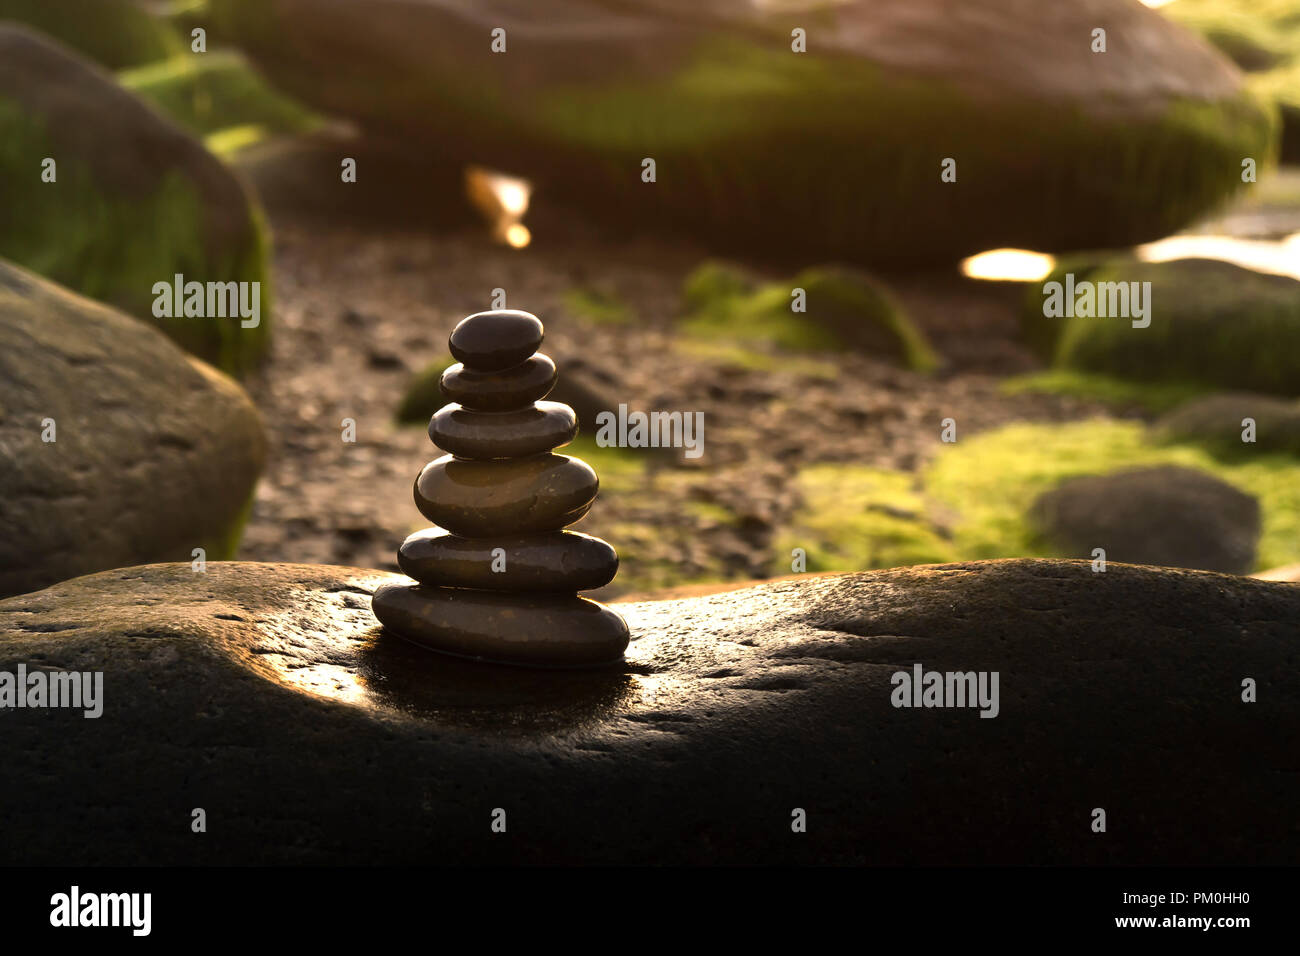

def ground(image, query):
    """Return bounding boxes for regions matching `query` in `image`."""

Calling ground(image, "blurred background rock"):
[2,0,1299,596]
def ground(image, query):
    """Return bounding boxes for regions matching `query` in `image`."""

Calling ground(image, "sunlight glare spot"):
[960,248,1056,281]
[464,165,533,249]
[496,181,529,218]
[1136,233,1300,281]
[504,223,531,249]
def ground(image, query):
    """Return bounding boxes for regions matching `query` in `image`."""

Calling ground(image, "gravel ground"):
[239,205,1127,595]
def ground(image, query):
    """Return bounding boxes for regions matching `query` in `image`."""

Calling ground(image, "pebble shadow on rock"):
[0,559,1295,864]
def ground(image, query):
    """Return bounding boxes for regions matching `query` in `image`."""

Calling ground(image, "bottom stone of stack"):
[372,584,630,668]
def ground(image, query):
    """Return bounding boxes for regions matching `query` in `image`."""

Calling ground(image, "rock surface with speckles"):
[1,559,1296,865]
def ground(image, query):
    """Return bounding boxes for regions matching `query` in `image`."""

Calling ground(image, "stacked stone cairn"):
[372,309,630,667]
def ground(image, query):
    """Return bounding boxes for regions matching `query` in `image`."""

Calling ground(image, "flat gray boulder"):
[1157,392,1300,458]
[1029,465,1261,574]
[0,558,1295,864]
[0,260,266,598]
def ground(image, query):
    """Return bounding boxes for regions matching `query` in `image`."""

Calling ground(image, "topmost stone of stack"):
[448,310,544,372]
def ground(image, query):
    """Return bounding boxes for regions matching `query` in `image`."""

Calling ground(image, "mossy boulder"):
[1156,392,1300,459]
[681,261,937,369]
[395,356,456,424]
[119,50,321,143]
[0,259,266,598]
[1047,259,1300,396]
[1163,0,1300,161]
[0,0,181,69]
[1018,253,1111,361]
[682,261,755,310]
[546,358,628,439]
[0,25,271,375]
[211,0,1276,266]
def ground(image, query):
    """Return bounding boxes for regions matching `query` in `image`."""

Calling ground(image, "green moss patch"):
[563,286,634,326]
[780,420,1300,574]
[582,458,745,594]
[671,339,839,380]
[680,261,836,352]
[679,260,936,370]
[1252,63,1300,159]
[203,122,271,158]
[682,260,754,309]
[395,356,455,424]
[562,435,646,489]
[925,420,1300,572]
[774,466,958,574]
[1163,0,1300,67]
[1000,370,1209,414]
[120,51,321,144]
[0,0,182,69]
[201,485,256,559]
[683,500,742,527]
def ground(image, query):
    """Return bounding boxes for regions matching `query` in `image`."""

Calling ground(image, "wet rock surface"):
[0,559,1295,864]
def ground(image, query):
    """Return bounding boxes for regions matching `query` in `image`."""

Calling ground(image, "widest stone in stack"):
[372,310,629,667]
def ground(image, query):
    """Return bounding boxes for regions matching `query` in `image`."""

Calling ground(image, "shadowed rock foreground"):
[0,559,1295,864]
